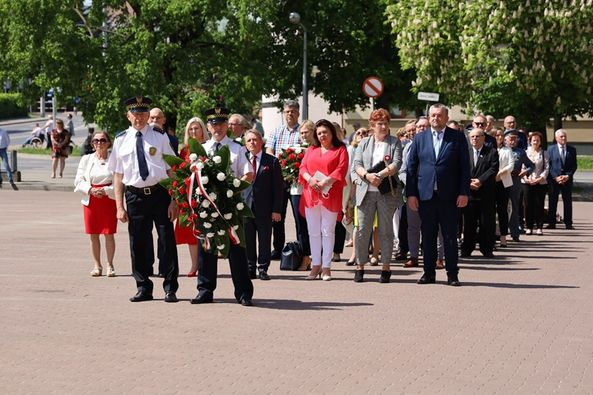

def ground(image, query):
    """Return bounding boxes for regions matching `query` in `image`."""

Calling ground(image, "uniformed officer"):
[190,102,254,306]
[108,96,180,303]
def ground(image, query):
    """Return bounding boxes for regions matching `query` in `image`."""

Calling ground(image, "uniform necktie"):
[215,142,221,152]
[136,131,149,181]
[252,154,257,180]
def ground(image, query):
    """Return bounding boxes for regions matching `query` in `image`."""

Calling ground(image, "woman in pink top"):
[299,119,349,281]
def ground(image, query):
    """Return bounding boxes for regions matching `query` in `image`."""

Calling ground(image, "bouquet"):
[160,138,254,258]
[277,146,306,184]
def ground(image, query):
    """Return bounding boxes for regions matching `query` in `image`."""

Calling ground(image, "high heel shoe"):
[306,266,322,280]
[354,269,364,283]
[298,256,312,271]
[106,266,116,277]
[346,258,356,266]
[90,267,102,277]
[321,269,332,281]
[379,270,392,283]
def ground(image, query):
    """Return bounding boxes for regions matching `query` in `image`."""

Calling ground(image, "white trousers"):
[305,205,338,268]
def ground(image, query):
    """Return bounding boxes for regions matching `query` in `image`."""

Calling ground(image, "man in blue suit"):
[546,129,577,229]
[406,104,470,286]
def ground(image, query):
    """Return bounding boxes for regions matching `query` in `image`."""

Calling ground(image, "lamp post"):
[289,12,308,120]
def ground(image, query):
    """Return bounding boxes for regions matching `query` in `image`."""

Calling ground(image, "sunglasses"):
[356,131,367,136]
[474,122,485,126]
[92,138,108,144]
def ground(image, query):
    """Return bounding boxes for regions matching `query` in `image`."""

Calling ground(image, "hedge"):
[0,93,29,120]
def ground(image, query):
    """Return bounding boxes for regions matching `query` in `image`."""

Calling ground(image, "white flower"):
[210,192,217,201]
[195,161,204,170]
[233,225,239,230]
[206,232,214,238]
[194,188,202,196]
[233,178,241,187]
[226,190,233,198]
[213,156,222,164]
[202,200,210,208]
[217,229,226,236]
[211,212,219,218]
[216,172,226,181]
[224,213,232,220]
[294,147,302,154]
[217,244,225,250]
[199,211,208,219]
[236,202,244,210]
[189,153,198,162]
[201,176,209,184]
[203,222,212,229]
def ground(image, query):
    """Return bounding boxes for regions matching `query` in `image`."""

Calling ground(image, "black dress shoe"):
[545,224,556,229]
[249,271,257,280]
[460,251,472,258]
[512,236,520,242]
[270,250,281,260]
[258,271,270,281]
[379,270,391,283]
[190,293,213,304]
[164,292,178,303]
[417,274,436,284]
[129,292,153,302]
[394,252,408,261]
[353,269,364,283]
[481,252,494,258]
[566,225,575,230]
[240,298,254,306]
[10,182,18,191]
[447,275,461,287]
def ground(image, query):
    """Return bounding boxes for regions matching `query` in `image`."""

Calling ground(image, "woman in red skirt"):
[74,131,117,277]
[176,117,209,276]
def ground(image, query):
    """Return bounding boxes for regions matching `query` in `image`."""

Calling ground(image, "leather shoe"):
[447,275,461,287]
[249,271,257,279]
[270,250,281,260]
[190,293,213,304]
[460,251,472,258]
[482,252,495,258]
[545,224,556,229]
[417,273,436,284]
[129,292,153,302]
[353,269,364,283]
[164,292,178,303]
[258,271,270,281]
[379,270,391,283]
[240,298,254,306]
[566,225,575,230]
[394,252,408,261]
[404,257,419,267]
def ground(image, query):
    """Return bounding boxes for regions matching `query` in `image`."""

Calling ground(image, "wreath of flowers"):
[277,146,306,184]
[160,138,253,258]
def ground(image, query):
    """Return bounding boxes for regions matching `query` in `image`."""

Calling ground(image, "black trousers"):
[272,191,310,255]
[197,243,254,302]
[398,204,409,254]
[495,181,510,236]
[126,187,179,295]
[461,198,496,255]
[419,195,459,275]
[245,213,273,274]
[523,183,547,229]
[548,181,573,226]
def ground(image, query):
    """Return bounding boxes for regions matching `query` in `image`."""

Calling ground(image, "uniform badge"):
[149,147,157,156]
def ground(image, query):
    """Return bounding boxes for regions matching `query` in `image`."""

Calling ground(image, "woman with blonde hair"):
[175,117,209,277]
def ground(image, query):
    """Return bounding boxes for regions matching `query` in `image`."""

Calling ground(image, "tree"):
[0,0,416,133]
[384,0,593,134]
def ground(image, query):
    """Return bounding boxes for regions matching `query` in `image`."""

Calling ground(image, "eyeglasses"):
[355,131,367,136]
[92,138,108,144]
[474,122,485,126]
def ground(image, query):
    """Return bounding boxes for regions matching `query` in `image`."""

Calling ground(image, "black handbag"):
[280,241,303,271]
[367,161,398,195]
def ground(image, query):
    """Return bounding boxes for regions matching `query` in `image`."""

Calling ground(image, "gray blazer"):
[351,135,403,206]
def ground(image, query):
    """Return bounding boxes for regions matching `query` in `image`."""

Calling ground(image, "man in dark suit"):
[406,103,470,286]
[461,128,499,258]
[547,129,577,229]
[243,130,283,280]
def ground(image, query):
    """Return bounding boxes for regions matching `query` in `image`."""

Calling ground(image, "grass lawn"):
[577,156,593,171]
[19,146,82,157]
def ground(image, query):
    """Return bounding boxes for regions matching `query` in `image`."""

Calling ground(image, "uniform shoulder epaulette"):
[115,130,127,139]
[152,125,165,134]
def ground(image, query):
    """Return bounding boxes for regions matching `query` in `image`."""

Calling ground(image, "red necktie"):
[252,155,257,180]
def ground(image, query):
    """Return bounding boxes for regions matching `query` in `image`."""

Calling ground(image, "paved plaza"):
[1,186,592,394]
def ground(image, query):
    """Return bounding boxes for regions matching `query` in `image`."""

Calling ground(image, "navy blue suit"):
[547,144,577,227]
[244,151,283,274]
[406,127,470,276]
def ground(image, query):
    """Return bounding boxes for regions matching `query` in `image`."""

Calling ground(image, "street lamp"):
[289,12,308,120]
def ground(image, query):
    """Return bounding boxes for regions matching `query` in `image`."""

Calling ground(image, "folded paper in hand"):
[313,171,332,195]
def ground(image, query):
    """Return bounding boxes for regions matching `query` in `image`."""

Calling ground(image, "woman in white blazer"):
[74,131,117,277]
[494,128,515,247]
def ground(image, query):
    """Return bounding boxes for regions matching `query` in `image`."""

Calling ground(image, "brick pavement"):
[0,190,592,394]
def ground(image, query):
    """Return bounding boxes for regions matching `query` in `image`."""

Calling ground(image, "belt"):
[126,184,162,195]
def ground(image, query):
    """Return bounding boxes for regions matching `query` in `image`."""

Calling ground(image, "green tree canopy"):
[384,0,593,132]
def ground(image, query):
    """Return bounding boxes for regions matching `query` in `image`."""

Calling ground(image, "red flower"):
[294,162,300,169]
[179,161,187,168]
[179,186,186,195]
[297,153,304,159]
[384,155,391,162]
[288,153,296,160]
[281,160,287,166]
[286,147,294,154]
[172,180,178,187]
[191,200,197,208]
[171,165,178,171]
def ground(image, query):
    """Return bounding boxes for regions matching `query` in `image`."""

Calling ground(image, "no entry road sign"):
[362,76,384,98]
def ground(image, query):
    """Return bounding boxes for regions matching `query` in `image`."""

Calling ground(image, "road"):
[2,113,92,147]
